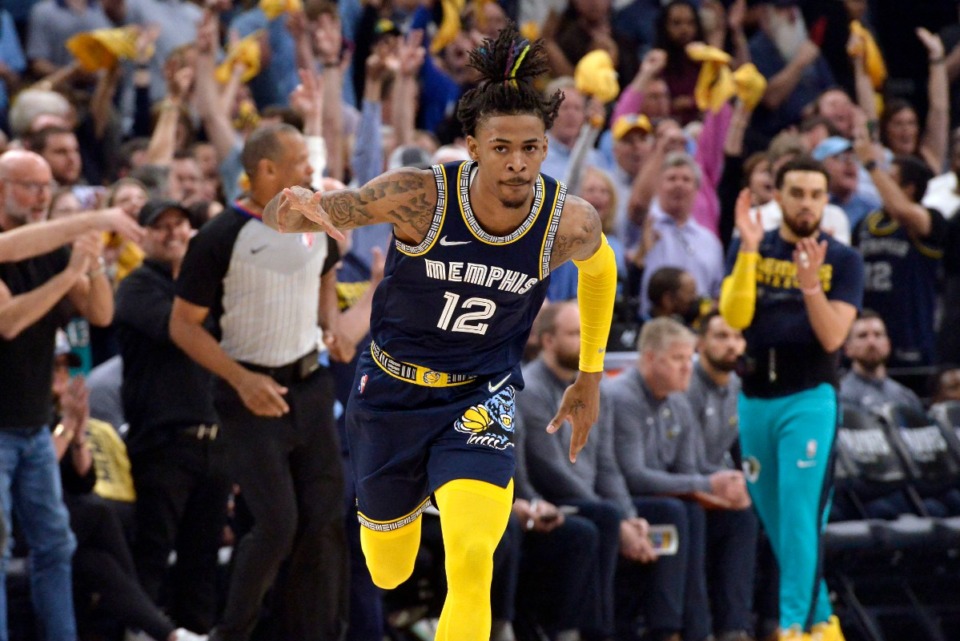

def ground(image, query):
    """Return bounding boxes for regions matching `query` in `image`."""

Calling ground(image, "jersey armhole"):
[395,164,447,256]
[539,182,568,279]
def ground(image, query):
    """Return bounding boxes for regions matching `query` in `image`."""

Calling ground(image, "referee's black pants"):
[211,367,347,641]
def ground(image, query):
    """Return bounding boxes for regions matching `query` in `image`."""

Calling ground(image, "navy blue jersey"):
[853,209,946,366]
[369,160,566,378]
[726,230,863,396]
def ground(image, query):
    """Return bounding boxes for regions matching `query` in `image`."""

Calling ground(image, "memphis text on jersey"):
[423,259,539,295]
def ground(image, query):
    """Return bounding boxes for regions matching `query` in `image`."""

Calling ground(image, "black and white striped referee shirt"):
[176,204,339,367]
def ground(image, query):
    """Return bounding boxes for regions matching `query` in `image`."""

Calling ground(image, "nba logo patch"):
[806,439,818,459]
[358,374,368,394]
[301,233,315,248]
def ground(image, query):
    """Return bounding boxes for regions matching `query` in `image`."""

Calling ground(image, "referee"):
[170,123,346,641]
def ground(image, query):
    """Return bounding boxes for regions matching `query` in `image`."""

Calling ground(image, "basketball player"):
[261,26,617,641]
[720,157,864,641]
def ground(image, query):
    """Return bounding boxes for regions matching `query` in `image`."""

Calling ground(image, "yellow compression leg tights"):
[433,478,514,641]
[360,511,423,590]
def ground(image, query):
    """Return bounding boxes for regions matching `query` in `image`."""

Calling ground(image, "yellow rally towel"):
[733,63,766,111]
[66,26,142,72]
[686,42,734,113]
[575,49,620,106]
[848,20,887,90]
[86,419,136,503]
[431,0,466,54]
[216,31,263,85]
[260,0,301,20]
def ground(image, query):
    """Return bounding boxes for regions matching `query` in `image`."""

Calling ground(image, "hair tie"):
[504,42,530,89]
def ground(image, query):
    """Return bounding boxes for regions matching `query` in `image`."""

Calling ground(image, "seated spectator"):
[686,311,758,641]
[509,420,608,641]
[607,317,751,641]
[930,364,960,404]
[812,136,880,231]
[50,348,206,641]
[646,266,700,325]
[840,312,924,413]
[852,134,945,368]
[516,302,656,640]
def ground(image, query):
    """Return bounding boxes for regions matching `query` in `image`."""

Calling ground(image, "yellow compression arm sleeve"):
[719,251,759,330]
[573,234,618,373]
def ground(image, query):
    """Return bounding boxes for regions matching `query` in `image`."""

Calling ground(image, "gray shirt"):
[638,210,724,318]
[686,362,740,472]
[26,0,111,68]
[515,358,636,518]
[839,370,924,414]
[606,368,712,496]
[87,355,126,433]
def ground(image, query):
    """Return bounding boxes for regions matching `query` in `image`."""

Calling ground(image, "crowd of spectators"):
[5,0,960,640]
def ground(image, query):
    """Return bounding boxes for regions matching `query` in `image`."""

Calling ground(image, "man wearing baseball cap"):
[115,199,229,634]
[813,136,880,230]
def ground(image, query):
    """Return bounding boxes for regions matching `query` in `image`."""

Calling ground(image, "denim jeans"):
[0,427,78,641]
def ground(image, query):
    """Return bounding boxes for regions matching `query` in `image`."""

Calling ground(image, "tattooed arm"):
[549,195,603,270]
[262,168,439,244]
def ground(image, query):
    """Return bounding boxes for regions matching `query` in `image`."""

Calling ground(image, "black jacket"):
[115,259,217,455]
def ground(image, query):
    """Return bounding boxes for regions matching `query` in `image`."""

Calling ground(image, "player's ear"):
[466,135,480,162]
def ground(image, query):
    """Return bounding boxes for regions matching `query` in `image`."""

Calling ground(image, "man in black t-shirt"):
[170,124,346,641]
[0,150,114,641]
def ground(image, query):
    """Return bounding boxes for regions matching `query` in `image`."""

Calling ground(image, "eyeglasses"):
[2,178,54,194]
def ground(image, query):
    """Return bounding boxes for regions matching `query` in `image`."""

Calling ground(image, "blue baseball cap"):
[812,136,853,161]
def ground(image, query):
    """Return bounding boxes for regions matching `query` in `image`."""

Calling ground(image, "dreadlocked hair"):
[456,23,563,137]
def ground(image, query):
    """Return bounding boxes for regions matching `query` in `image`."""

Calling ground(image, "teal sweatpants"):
[738,383,837,632]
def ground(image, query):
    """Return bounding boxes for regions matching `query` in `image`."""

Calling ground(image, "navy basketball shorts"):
[345,349,518,532]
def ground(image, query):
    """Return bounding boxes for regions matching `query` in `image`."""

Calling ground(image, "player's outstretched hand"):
[264,186,346,240]
[547,371,603,463]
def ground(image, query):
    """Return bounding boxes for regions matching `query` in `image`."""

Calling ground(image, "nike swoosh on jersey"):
[488,373,511,393]
[250,245,269,254]
[439,235,471,246]
[796,459,817,469]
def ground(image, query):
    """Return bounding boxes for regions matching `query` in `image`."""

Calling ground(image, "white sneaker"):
[174,629,209,641]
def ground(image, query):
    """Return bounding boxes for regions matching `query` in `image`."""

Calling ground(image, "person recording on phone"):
[607,317,753,641]
[514,301,656,641]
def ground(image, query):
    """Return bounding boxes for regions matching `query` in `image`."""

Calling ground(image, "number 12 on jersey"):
[437,292,497,335]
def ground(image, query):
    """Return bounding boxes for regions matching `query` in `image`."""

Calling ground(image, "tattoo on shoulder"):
[322,170,436,235]
[551,199,600,267]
